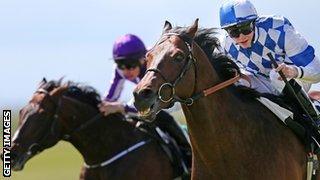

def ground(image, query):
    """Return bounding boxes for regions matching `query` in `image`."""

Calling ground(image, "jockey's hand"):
[98,101,125,116]
[274,63,298,80]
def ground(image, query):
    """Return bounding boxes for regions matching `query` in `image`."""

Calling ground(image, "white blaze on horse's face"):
[12,129,20,142]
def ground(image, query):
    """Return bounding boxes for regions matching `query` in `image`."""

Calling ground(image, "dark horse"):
[3,79,176,180]
[133,19,317,179]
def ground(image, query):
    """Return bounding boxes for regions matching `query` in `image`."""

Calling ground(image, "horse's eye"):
[174,53,185,62]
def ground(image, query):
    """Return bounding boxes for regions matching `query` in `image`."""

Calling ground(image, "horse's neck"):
[183,91,245,138]
[183,45,271,159]
[68,113,144,165]
[177,42,305,178]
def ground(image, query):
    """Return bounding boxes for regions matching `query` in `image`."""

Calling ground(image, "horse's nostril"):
[134,89,157,111]
[139,89,155,99]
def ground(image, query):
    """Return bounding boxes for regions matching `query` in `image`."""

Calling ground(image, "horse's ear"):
[58,76,65,86]
[38,77,47,88]
[162,21,172,34]
[42,77,47,83]
[186,18,199,38]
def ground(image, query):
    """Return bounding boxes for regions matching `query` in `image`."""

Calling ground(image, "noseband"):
[22,89,150,169]
[147,33,198,105]
[147,33,241,106]
[23,88,102,157]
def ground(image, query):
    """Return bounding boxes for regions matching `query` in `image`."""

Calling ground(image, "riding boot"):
[282,79,320,128]
[295,89,320,125]
[154,110,192,168]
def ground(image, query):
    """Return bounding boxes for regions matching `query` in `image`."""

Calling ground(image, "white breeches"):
[236,69,312,95]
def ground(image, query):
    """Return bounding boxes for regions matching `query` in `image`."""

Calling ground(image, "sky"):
[1,0,319,110]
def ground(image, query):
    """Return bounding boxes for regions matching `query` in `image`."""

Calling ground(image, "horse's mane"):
[41,80,101,109]
[169,27,260,100]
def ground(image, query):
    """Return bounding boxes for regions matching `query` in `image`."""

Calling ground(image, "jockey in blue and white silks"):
[220,0,320,94]
[219,0,320,124]
[223,14,320,94]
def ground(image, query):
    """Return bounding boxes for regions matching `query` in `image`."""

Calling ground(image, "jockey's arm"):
[99,99,137,116]
[100,66,126,116]
[282,24,320,83]
[103,66,125,102]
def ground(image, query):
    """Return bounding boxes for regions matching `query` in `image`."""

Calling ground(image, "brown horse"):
[3,79,176,180]
[133,19,316,179]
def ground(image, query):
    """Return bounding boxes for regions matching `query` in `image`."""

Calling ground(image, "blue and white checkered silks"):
[224,16,320,94]
[223,15,320,94]
[220,0,258,28]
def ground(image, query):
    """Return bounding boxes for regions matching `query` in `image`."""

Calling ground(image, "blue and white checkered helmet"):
[220,0,258,28]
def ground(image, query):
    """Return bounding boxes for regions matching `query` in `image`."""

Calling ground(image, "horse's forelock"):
[40,80,101,108]
[64,82,101,108]
[41,80,61,92]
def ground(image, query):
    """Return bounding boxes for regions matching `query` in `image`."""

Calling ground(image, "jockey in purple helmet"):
[99,34,147,115]
[219,0,320,125]
[99,34,192,169]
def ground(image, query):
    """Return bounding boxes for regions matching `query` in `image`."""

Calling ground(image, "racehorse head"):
[133,19,227,121]
[133,20,200,120]
[6,78,101,171]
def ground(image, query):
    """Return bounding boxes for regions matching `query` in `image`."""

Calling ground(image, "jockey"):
[100,34,147,114]
[219,0,320,125]
[99,34,191,166]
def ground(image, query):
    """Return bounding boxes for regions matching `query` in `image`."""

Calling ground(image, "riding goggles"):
[116,59,140,70]
[225,21,254,38]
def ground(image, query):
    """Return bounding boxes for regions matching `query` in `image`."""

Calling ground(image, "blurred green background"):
[6,142,83,180]
[1,110,186,180]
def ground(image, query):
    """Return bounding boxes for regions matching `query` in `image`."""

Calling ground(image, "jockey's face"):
[122,66,140,80]
[232,31,254,48]
[117,58,145,80]
[225,21,255,48]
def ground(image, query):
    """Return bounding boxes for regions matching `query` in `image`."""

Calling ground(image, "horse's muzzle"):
[133,89,157,110]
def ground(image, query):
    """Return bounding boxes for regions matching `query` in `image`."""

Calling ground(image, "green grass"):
[3,142,83,180]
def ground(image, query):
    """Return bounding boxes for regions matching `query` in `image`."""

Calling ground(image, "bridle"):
[147,32,242,106]
[147,32,198,105]
[21,88,150,169]
[22,88,96,157]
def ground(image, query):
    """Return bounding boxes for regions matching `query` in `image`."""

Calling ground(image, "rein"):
[147,32,242,106]
[25,89,151,169]
[32,89,100,141]
[84,140,151,169]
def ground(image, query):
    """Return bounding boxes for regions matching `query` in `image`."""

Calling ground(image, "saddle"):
[259,93,320,153]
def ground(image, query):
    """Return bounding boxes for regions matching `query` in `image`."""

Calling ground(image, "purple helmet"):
[112,34,147,61]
